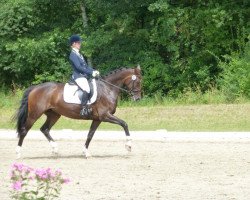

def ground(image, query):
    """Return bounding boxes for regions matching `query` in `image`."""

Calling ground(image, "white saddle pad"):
[63,79,97,105]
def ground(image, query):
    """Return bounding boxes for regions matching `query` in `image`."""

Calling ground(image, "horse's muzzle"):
[132,96,141,101]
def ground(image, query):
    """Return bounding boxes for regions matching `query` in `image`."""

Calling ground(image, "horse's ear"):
[134,64,141,75]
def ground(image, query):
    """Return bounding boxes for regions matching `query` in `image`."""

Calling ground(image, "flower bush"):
[10,163,70,200]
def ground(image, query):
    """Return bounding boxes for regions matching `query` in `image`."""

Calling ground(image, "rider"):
[69,34,100,117]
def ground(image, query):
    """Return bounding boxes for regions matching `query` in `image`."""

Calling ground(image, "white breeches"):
[75,77,90,93]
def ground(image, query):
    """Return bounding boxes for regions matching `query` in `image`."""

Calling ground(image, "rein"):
[99,78,131,93]
[99,77,140,95]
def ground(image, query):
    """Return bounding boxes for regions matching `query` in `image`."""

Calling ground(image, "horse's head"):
[123,65,142,101]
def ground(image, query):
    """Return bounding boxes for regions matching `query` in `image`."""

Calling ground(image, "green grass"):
[1,89,249,131]
[1,104,250,131]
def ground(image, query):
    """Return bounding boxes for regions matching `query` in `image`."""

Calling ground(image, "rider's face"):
[72,41,81,50]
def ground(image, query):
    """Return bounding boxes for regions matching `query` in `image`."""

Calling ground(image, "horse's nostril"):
[134,97,141,101]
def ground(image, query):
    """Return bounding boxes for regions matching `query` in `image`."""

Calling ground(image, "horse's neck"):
[104,70,128,87]
[100,70,130,100]
[98,70,131,109]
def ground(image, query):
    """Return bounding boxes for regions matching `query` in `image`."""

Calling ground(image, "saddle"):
[63,78,98,105]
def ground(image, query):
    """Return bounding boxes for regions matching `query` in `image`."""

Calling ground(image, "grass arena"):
[1,130,250,200]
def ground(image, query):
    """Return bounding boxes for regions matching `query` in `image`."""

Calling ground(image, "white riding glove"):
[92,70,100,78]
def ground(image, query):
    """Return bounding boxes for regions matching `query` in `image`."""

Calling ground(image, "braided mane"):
[103,67,131,78]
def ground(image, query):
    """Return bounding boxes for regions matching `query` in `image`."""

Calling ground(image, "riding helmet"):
[69,35,82,45]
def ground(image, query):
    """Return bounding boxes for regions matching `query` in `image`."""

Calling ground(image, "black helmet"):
[69,35,82,45]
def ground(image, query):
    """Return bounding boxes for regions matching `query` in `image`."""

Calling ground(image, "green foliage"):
[0,0,35,39]
[0,0,249,100]
[83,0,249,98]
[2,30,71,86]
[0,0,81,87]
[218,41,250,101]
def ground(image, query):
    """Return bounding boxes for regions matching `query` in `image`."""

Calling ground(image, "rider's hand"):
[92,70,100,78]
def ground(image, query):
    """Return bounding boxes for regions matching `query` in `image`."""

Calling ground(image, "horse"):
[13,65,142,158]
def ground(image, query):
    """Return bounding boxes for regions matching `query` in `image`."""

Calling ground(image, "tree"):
[0,0,249,99]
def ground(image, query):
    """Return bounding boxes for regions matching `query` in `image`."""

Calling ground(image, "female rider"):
[69,34,99,117]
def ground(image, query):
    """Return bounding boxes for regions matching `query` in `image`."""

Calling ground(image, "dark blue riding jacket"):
[69,50,94,79]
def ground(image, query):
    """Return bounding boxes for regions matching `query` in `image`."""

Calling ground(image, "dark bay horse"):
[14,66,142,158]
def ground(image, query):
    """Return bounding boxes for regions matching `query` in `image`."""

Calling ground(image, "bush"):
[218,41,250,101]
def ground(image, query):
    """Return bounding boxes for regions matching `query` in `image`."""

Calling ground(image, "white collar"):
[72,48,80,54]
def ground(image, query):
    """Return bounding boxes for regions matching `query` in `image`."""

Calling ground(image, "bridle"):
[124,75,141,95]
[99,74,141,96]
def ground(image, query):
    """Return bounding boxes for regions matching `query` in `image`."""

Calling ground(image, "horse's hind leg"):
[16,117,37,159]
[40,110,61,154]
[83,120,101,158]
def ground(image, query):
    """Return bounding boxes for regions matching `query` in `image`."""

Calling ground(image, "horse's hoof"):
[85,154,91,159]
[84,151,92,158]
[16,146,21,159]
[125,138,132,152]
[125,144,132,152]
[83,147,91,158]
[84,154,91,159]
[50,141,58,154]
[52,151,59,156]
[52,147,58,154]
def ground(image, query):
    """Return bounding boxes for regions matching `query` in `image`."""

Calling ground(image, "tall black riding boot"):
[80,91,92,117]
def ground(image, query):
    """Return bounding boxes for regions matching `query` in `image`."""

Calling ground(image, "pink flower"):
[26,166,34,173]
[35,169,49,180]
[12,181,22,191]
[46,168,55,178]
[12,163,24,172]
[63,178,71,184]
[49,171,56,178]
[10,162,71,197]
[55,169,62,175]
[11,163,34,174]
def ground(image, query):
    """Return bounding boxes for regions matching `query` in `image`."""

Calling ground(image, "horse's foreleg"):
[40,110,61,154]
[83,120,101,158]
[103,113,132,152]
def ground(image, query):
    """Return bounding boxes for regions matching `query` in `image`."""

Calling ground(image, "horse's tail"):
[13,86,35,137]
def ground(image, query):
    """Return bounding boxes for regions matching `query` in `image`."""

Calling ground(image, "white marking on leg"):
[125,136,132,152]
[16,146,21,159]
[83,146,91,158]
[50,141,58,154]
